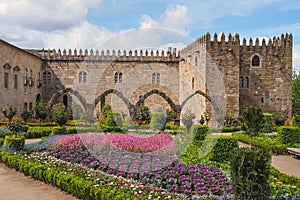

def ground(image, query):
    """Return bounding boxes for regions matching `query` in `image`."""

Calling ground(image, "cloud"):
[44,22,113,49]
[139,4,189,35]
[294,45,300,72]
[0,0,102,31]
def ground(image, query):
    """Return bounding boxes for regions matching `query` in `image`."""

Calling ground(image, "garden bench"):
[287,148,300,158]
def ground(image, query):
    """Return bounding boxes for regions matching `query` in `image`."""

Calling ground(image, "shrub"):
[20,110,32,123]
[51,103,71,126]
[230,148,271,200]
[1,105,17,122]
[150,111,167,131]
[291,115,300,127]
[193,125,210,142]
[4,135,25,150]
[34,102,50,121]
[223,114,239,127]
[209,136,238,162]
[52,127,67,135]
[278,126,300,145]
[135,104,151,125]
[273,110,288,126]
[261,113,274,133]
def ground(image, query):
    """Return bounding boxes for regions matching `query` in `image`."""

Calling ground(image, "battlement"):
[38,47,180,62]
[180,32,293,55]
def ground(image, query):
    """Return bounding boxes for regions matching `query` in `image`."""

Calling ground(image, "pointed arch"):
[136,89,180,113]
[94,89,134,113]
[47,88,87,111]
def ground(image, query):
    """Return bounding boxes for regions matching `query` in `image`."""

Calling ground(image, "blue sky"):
[0,0,300,69]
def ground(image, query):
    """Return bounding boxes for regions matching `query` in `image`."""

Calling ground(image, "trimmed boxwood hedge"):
[3,135,25,150]
[278,126,300,145]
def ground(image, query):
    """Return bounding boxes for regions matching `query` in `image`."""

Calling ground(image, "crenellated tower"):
[179,32,293,119]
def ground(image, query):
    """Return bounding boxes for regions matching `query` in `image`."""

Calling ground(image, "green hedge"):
[193,125,210,142]
[232,132,287,155]
[260,113,275,133]
[209,136,238,162]
[278,126,300,145]
[26,127,52,138]
[230,148,271,200]
[3,135,25,150]
[52,127,67,135]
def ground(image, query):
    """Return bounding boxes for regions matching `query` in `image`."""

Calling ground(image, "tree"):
[135,104,151,125]
[239,106,264,148]
[20,109,32,123]
[1,105,17,122]
[34,102,50,121]
[292,71,300,115]
[51,103,71,126]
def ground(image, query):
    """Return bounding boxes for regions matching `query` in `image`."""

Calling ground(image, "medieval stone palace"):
[0,32,293,124]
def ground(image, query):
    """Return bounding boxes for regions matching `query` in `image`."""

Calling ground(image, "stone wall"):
[0,40,43,117]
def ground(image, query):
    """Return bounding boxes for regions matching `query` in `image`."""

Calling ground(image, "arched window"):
[63,94,68,108]
[114,72,122,83]
[152,72,160,84]
[252,55,260,67]
[239,76,244,88]
[118,72,122,83]
[78,71,87,83]
[83,72,87,83]
[43,71,51,84]
[245,76,249,88]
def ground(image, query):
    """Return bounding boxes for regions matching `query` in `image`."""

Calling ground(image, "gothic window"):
[24,69,28,79]
[119,72,122,83]
[63,94,68,108]
[152,72,160,84]
[4,72,9,89]
[78,71,87,83]
[43,71,51,84]
[29,69,33,79]
[252,55,260,67]
[29,102,33,110]
[114,72,122,84]
[14,74,18,89]
[239,76,244,88]
[245,76,249,88]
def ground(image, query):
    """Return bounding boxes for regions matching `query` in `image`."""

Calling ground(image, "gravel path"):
[0,163,78,200]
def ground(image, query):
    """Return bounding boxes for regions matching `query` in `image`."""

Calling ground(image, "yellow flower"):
[277,181,283,185]
[292,185,297,189]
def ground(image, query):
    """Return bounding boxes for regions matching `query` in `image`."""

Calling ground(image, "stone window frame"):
[240,76,250,89]
[250,54,261,67]
[114,72,123,84]
[245,76,250,88]
[13,66,20,90]
[78,71,87,83]
[3,63,11,89]
[152,72,160,84]
[43,70,52,85]
[14,74,18,90]
[239,76,244,88]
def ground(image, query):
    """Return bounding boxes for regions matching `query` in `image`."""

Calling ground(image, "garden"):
[0,103,300,199]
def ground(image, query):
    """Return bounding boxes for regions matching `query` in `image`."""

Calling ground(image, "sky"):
[0,0,300,70]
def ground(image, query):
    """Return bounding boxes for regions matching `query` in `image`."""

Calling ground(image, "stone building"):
[0,32,293,125]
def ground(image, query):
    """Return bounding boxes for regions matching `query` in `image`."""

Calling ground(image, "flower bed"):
[40,146,233,198]
[54,133,177,153]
